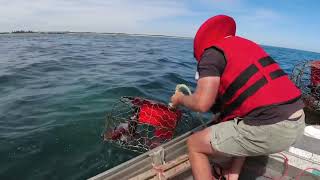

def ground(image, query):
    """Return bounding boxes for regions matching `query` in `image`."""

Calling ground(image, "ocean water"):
[0,33,320,180]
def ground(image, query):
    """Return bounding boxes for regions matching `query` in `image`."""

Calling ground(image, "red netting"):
[103,96,200,152]
[291,60,320,112]
[311,61,320,87]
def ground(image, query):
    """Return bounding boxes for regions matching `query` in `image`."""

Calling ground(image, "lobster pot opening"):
[103,96,200,152]
[291,60,320,112]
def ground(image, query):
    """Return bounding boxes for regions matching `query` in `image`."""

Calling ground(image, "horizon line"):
[1,30,320,54]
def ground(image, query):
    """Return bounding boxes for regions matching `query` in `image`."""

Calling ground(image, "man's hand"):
[171,76,220,112]
[170,91,184,108]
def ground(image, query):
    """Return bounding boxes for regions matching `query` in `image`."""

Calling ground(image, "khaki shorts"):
[210,109,305,157]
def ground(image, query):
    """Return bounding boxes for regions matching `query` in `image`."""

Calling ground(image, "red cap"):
[194,15,236,61]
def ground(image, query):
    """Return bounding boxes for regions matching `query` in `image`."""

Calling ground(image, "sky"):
[0,0,319,52]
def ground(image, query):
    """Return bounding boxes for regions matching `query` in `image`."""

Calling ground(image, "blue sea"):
[0,33,320,180]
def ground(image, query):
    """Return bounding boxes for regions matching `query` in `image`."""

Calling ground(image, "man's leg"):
[187,127,246,180]
[187,128,215,180]
[226,157,245,180]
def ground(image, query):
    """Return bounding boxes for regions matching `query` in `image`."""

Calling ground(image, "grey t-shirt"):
[197,47,304,125]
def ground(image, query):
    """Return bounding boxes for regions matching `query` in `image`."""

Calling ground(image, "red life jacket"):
[210,36,302,121]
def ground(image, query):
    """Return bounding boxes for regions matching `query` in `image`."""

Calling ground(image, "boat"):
[89,113,320,180]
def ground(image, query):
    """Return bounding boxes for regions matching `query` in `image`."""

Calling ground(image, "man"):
[171,15,305,180]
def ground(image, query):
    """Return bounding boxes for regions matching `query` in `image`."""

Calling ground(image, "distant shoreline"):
[1,31,319,54]
[0,31,191,39]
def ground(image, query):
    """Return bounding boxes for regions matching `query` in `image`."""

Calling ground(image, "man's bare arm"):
[173,76,220,112]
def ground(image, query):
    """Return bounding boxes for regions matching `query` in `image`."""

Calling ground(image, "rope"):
[239,152,320,180]
[280,153,289,180]
[168,84,191,108]
[295,167,320,180]
[152,164,166,179]
[175,84,192,95]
